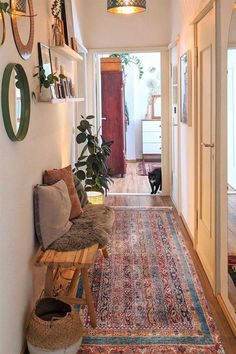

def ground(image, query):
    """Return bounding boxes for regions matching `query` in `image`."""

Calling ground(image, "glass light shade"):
[11,0,27,15]
[107,0,146,14]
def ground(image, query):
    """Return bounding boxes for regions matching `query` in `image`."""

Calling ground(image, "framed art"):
[38,43,56,99]
[180,51,192,126]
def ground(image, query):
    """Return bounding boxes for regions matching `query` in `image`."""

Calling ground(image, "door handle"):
[201,142,214,148]
[173,124,178,126]
[101,117,107,120]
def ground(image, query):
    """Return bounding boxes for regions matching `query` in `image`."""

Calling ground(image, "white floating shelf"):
[51,45,83,62]
[40,97,85,104]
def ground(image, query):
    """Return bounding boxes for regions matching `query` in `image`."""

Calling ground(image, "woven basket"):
[26,298,84,353]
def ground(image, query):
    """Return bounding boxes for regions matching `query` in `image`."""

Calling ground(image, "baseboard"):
[180,213,194,243]
[217,294,236,336]
[126,159,142,162]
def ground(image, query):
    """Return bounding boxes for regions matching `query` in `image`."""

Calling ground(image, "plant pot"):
[87,191,104,205]
[27,298,84,354]
[38,86,52,102]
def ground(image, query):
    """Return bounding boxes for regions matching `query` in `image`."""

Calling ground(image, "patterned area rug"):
[79,207,224,353]
[137,162,161,176]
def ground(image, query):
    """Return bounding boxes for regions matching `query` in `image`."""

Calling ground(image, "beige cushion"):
[33,180,72,249]
[43,165,83,220]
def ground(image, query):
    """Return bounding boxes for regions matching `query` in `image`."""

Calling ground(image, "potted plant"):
[33,66,65,101]
[74,115,113,195]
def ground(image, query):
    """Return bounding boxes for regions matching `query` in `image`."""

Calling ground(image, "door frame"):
[168,36,181,213]
[87,46,170,196]
[192,0,217,291]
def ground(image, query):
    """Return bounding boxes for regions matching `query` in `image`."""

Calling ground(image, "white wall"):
[78,0,171,49]
[125,53,161,160]
[0,2,84,353]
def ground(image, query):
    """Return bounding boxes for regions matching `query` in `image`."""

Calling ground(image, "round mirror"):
[0,9,6,47]
[10,0,34,60]
[1,63,30,141]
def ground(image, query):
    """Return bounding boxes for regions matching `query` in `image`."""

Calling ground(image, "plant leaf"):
[76,161,87,168]
[76,170,86,180]
[86,115,95,120]
[76,132,86,144]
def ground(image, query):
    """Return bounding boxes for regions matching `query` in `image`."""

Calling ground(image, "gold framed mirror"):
[10,0,34,60]
[0,8,6,47]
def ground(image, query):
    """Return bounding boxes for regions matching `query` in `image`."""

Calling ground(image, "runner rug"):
[79,207,224,353]
[137,162,161,176]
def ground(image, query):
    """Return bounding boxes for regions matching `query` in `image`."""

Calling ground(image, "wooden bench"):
[35,243,108,328]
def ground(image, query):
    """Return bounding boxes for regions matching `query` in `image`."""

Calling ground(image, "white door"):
[196,5,216,289]
[170,45,179,209]
[227,49,236,191]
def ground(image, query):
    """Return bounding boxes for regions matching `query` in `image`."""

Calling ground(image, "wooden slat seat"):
[35,243,102,328]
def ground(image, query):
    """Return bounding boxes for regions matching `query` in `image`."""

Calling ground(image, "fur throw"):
[48,204,115,251]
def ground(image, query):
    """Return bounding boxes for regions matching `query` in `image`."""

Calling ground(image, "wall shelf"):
[51,45,83,62]
[39,97,85,104]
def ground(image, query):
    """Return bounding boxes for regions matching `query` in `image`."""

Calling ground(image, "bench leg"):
[45,265,54,296]
[81,268,97,328]
[101,247,109,259]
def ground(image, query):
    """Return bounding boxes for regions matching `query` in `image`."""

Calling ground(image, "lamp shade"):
[11,0,27,14]
[107,0,146,14]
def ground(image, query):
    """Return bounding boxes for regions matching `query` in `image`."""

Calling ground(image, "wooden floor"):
[108,162,151,194]
[228,193,236,310]
[105,195,236,354]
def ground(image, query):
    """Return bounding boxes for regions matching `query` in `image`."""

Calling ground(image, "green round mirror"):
[1,63,30,141]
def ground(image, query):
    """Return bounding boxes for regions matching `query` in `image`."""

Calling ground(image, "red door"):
[101,71,126,176]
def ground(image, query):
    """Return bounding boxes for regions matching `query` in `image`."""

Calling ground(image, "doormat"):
[228,255,236,286]
[137,162,161,176]
[79,207,225,353]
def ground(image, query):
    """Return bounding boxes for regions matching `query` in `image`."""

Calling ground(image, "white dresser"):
[142,119,162,156]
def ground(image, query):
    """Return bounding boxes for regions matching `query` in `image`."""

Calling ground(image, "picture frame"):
[180,51,192,126]
[37,43,56,99]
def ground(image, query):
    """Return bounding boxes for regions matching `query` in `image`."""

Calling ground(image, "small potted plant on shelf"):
[74,115,113,196]
[33,66,65,101]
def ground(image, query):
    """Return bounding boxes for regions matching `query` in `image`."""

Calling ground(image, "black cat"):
[148,167,162,194]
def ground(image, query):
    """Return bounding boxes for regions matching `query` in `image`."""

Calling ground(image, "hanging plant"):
[109,53,144,79]
[0,2,8,13]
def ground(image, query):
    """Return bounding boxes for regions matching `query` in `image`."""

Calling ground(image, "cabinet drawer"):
[142,120,161,132]
[143,131,162,143]
[143,143,162,154]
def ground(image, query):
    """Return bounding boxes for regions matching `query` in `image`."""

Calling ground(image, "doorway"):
[94,50,169,195]
[194,3,216,290]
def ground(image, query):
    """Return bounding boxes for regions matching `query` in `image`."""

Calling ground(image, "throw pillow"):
[43,165,83,220]
[33,180,72,250]
[73,174,89,207]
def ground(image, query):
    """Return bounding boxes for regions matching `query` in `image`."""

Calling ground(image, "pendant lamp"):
[11,0,27,15]
[107,0,146,15]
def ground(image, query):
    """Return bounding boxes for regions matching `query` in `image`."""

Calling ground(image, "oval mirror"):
[10,0,34,60]
[0,9,6,46]
[227,5,236,310]
[1,63,30,141]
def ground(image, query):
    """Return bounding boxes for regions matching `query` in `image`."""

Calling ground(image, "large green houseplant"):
[74,115,113,195]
